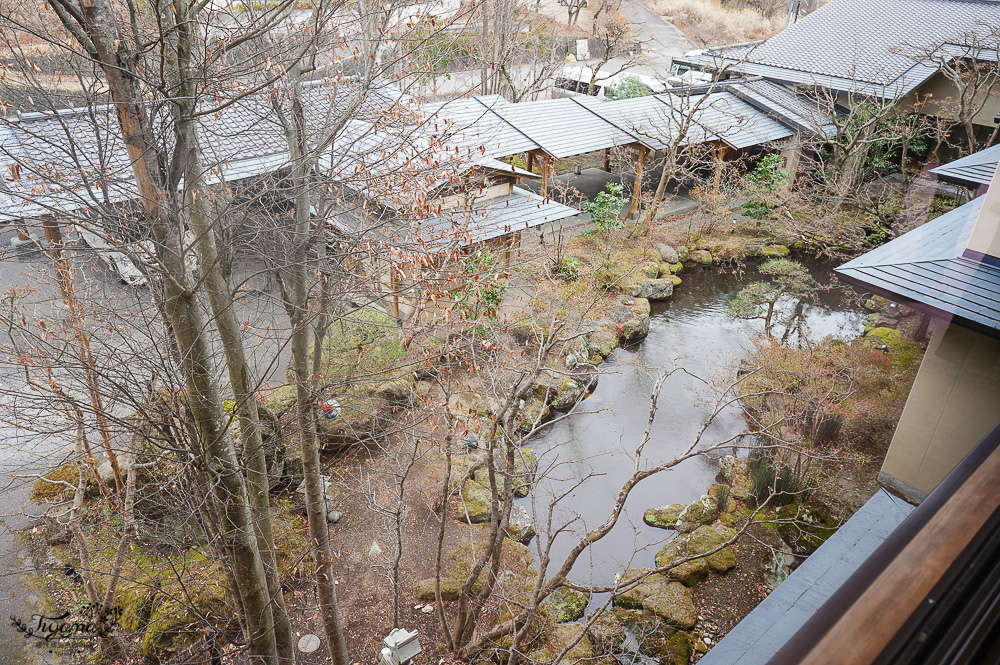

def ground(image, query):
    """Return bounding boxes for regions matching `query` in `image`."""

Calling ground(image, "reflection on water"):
[521,261,865,589]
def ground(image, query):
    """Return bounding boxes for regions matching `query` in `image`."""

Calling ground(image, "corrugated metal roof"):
[398,186,580,247]
[931,143,1000,188]
[836,196,1000,338]
[700,489,915,665]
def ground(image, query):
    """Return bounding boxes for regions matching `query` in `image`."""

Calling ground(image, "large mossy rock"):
[759,244,790,257]
[689,250,713,265]
[720,455,753,500]
[415,577,463,601]
[775,504,839,555]
[542,587,590,622]
[587,327,620,360]
[686,525,737,573]
[654,538,709,586]
[506,504,537,544]
[640,582,698,630]
[316,394,389,447]
[612,568,666,609]
[631,278,674,301]
[611,609,695,665]
[655,244,680,264]
[643,504,686,529]
[458,476,493,523]
[674,495,720,533]
[529,623,595,664]
[586,610,625,651]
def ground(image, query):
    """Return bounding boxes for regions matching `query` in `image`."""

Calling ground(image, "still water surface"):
[521,262,866,589]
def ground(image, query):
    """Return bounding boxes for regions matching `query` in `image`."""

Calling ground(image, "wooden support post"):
[603,148,611,172]
[527,151,535,174]
[390,266,400,321]
[629,146,648,218]
[540,156,552,200]
[712,145,729,194]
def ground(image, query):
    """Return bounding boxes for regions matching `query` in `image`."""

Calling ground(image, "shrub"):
[556,256,582,281]
[747,447,808,507]
[605,75,653,100]
[742,154,786,220]
[584,182,629,232]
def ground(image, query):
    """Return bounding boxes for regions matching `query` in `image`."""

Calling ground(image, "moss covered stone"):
[654,539,708,586]
[774,504,839,555]
[530,623,595,664]
[316,394,388,447]
[586,610,625,651]
[30,464,82,503]
[542,586,590,622]
[865,327,923,372]
[640,581,697,629]
[687,525,737,573]
[689,250,713,265]
[669,275,682,286]
[588,327,620,360]
[631,278,674,301]
[458,476,493,523]
[612,568,666,609]
[262,384,298,414]
[674,495,719,533]
[643,504,686,529]
[415,577,463,601]
[760,244,790,257]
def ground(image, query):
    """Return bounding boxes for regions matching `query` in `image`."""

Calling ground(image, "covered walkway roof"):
[1,79,829,225]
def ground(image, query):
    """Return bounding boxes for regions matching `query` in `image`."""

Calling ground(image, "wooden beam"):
[629,146,648,217]
[603,148,611,172]
[540,156,552,200]
[527,151,535,174]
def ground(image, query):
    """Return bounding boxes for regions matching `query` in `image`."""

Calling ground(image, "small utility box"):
[381,628,421,665]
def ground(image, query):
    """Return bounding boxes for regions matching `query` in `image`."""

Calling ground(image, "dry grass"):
[650,0,783,46]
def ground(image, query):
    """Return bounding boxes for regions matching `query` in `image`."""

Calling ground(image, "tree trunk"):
[286,90,351,665]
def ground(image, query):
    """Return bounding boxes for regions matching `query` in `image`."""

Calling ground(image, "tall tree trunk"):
[286,90,351,665]
[167,5,280,659]
[183,132,296,665]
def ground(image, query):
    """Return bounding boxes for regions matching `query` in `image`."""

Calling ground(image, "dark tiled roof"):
[676,0,1000,99]
[724,78,837,135]
[700,490,915,665]
[835,196,1000,338]
[931,143,1000,188]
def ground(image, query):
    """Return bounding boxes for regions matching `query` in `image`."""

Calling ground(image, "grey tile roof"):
[675,0,1000,99]
[395,186,581,247]
[931,143,1000,188]
[575,91,794,150]
[700,489,915,665]
[500,97,638,158]
[1,81,806,224]
[0,80,413,222]
[723,78,837,136]
[836,196,1000,338]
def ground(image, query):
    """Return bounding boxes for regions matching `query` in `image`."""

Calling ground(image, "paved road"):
[622,0,695,74]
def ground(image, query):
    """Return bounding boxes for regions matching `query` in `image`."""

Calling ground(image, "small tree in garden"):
[452,250,509,333]
[605,75,653,100]
[727,259,815,340]
[742,153,787,221]
[584,181,629,232]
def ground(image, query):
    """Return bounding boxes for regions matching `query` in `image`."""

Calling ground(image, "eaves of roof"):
[835,196,1000,339]
[930,143,1000,188]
